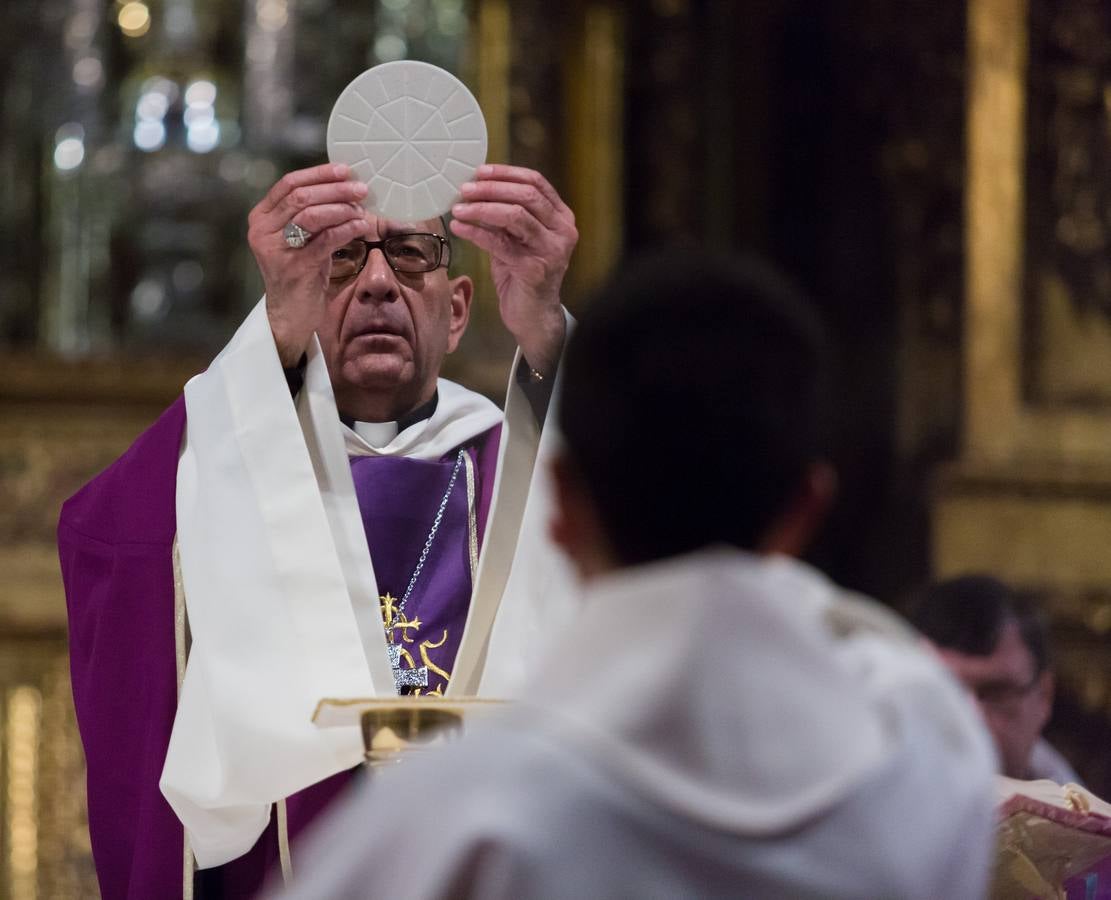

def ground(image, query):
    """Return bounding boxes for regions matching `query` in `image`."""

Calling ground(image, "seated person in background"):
[274,253,997,900]
[909,574,1080,784]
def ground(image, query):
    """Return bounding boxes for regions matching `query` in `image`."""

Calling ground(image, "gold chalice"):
[313,697,505,766]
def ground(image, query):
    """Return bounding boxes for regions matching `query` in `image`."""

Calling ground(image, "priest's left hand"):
[450,165,577,378]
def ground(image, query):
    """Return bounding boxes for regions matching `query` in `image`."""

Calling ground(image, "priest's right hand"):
[247,163,372,367]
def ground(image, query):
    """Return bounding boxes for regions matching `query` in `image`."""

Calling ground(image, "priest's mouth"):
[351,329,407,343]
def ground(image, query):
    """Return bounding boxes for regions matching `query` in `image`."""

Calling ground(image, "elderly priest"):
[59,162,578,898]
[277,254,998,900]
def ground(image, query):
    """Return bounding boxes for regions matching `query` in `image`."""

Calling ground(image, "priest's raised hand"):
[249,162,373,368]
[450,163,577,380]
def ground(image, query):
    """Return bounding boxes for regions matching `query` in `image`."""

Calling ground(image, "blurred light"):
[374,33,407,61]
[186,121,220,153]
[131,278,167,319]
[118,2,151,37]
[53,123,85,171]
[55,122,85,143]
[72,56,103,88]
[256,0,288,31]
[134,120,166,152]
[7,687,41,895]
[141,76,179,104]
[381,0,413,10]
[54,138,85,171]
[172,260,205,293]
[185,80,217,108]
[183,105,214,128]
[136,92,169,121]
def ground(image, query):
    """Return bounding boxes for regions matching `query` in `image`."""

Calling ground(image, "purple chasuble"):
[59,399,501,899]
[349,428,499,695]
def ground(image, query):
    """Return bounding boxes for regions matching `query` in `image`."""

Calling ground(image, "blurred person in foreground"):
[910,574,1079,784]
[59,162,579,898]
[274,253,997,900]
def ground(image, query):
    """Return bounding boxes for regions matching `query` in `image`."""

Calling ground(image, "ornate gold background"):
[934,0,1111,790]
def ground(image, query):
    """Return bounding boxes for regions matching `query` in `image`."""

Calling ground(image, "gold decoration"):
[418,631,452,685]
[380,594,454,693]
[379,593,421,644]
[0,640,96,897]
[7,686,41,900]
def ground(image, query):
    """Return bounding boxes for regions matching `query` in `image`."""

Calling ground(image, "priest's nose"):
[355,247,399,303]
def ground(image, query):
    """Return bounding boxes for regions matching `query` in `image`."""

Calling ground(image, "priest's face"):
[319,215,472,421]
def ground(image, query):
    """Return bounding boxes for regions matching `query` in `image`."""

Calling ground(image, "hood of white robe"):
[519,547,993,835]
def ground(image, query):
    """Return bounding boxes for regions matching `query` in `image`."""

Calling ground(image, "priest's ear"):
[445,274,473,354]
[757,461,837,558]
[549,452,617,580]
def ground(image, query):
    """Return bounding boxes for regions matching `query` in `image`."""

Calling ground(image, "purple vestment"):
[59,398,501,898]
[351,447,488,695]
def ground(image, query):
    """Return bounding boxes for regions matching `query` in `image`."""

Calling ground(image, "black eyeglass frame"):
[328,233,452,281]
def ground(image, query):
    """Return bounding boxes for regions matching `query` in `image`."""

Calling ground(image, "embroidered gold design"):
[380,589,458,693]
[411,631,453,696]
[420,630,452,682]
[380,592,422,643]
[380,592,429,689]
[380,591,398,623]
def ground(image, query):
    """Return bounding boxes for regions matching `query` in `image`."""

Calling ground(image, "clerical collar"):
[340,391,439,446]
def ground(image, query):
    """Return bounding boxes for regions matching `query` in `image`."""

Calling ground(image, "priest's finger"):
[451,201,548,247]
[302,215,374,262]
[279,203,366,244]
[473,164,573,220]
[249,198,361,257]
[458,179,560,230]
[264,181,368,230]
[254,163,352,216]
[449,218,538,263]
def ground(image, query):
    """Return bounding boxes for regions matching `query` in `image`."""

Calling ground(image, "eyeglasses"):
[329,233,450,281]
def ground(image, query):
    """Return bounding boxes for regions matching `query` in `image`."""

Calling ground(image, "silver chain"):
[388,448,467,639]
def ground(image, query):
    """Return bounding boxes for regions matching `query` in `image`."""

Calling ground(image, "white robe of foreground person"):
[271,548,998,900]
